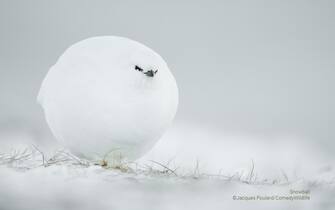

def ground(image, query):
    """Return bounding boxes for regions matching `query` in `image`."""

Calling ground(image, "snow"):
[0,122,334,210]
[0,164,333,210]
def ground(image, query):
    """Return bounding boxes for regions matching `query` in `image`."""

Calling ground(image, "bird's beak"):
[144,70,157,77]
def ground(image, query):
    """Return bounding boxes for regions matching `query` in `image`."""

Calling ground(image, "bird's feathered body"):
[38,36,178,160]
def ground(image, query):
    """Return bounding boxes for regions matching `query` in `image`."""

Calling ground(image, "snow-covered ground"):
[0,122,334,210]
[0,164,334,210]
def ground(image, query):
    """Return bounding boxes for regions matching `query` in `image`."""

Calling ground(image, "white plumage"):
[38,36,178,161]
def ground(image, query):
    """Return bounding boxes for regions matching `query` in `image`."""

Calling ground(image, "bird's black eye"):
[135,65,143,72]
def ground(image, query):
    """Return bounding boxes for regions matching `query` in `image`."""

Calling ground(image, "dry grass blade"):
[31,144,46,166]
[0,147,304,186]
[149,160,178,176]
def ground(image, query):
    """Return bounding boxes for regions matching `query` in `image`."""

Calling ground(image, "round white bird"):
[38,36,178,162]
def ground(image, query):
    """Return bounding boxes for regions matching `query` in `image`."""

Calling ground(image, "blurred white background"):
[0,0,334,178]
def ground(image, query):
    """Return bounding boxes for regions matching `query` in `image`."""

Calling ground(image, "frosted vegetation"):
[0,123,334,210]
[0,145,334,210]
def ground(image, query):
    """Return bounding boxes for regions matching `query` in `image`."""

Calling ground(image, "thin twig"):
[149,160,178,176]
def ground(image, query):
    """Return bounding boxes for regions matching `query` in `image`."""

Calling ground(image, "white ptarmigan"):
[38,36,178,161]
